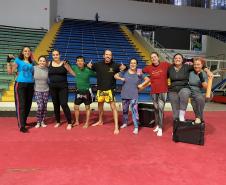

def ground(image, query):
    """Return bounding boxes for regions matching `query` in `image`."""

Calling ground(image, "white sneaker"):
[133,128,138,135]
[120,124,127,129]
[179,117,185,122]
[41,122,47,127]
[35,123,41,128]
[153,125,159,132]
[194,118,201,124]
[54,123,60,128]
[157,128,162,136]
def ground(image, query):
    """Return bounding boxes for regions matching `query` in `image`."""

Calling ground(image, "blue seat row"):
[48,19,149,101]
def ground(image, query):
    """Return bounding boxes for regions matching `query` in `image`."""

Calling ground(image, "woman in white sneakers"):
[34,56,49,128]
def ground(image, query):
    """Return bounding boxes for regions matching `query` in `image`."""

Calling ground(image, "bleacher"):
[48,19,150,101]
[0,25,47,99]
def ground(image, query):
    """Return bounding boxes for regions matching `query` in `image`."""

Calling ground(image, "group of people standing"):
[6,47,213,136]
[143,52,212,136]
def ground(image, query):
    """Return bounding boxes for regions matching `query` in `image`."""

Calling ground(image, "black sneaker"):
[20,127,29,133]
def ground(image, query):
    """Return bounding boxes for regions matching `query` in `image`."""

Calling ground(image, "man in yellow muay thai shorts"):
[96,89,114,103]
[87,49,126,135]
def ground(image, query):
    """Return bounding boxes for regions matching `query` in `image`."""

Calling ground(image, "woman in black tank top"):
[49,60,68,87]
[48,49,75,130]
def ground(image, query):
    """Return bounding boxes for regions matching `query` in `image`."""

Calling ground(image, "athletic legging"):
[14,82,34,129]
[50,86,72,124]
[151,93,167,129]
[122,99,139,128]
[34,91,49,123]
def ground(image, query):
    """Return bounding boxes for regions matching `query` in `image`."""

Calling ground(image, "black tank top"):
[48,61,68,87]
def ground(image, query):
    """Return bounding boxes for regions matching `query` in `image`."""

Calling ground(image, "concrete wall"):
[1,0,226,31]
[50,0,58,26]
[0,0,51,29]
[205,36,226,79]
[57,0,226,31]
[205,36,226,59]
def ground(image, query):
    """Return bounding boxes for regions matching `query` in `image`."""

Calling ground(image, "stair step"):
[1,96,14,102]
[4,91,14,96]
[9,85,14,91]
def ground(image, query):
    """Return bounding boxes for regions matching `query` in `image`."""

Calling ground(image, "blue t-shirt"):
[119,70,144,100]
[15,58,34,83]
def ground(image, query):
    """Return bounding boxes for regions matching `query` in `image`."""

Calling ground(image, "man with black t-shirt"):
[87,49,126,134]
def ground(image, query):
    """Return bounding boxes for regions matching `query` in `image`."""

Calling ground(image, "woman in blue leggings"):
[114,58,149,134]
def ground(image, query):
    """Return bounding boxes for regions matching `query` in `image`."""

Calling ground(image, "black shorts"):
[74,89,93,105]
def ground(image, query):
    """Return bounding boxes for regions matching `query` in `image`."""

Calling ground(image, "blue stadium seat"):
[48,19,150,102]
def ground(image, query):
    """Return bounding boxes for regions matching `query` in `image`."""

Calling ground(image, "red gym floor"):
[0,111,225,185]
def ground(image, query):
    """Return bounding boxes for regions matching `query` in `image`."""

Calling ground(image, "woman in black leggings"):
[6,47,34,133]
[48,50,75,130]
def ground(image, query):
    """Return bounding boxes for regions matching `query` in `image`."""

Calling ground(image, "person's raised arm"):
[87,60,96,71]
[63,61,76,77]
[47,61,51,67]
[114,72,125,81]
[6,54,17,75]
[203,67,213,79]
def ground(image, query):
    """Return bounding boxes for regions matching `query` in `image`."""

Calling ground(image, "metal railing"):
[206,59,226,75]
[137,30,226,78]
[133,29,226,81]
[135,30,173,61]
[206,54,225,60]
[149,40,173,61]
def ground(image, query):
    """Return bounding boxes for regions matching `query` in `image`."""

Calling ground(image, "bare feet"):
[114,129,120,135]
[73,122,80,126]
[92,121,103,126]
[83,123,89,128]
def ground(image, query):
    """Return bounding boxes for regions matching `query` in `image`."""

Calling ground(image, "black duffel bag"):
[138,103,155,128]
[173,120,205,145]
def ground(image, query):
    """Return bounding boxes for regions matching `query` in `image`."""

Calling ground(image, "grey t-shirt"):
[119,70,144,100]
[34,66,49,92]
[189,71,208,94]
